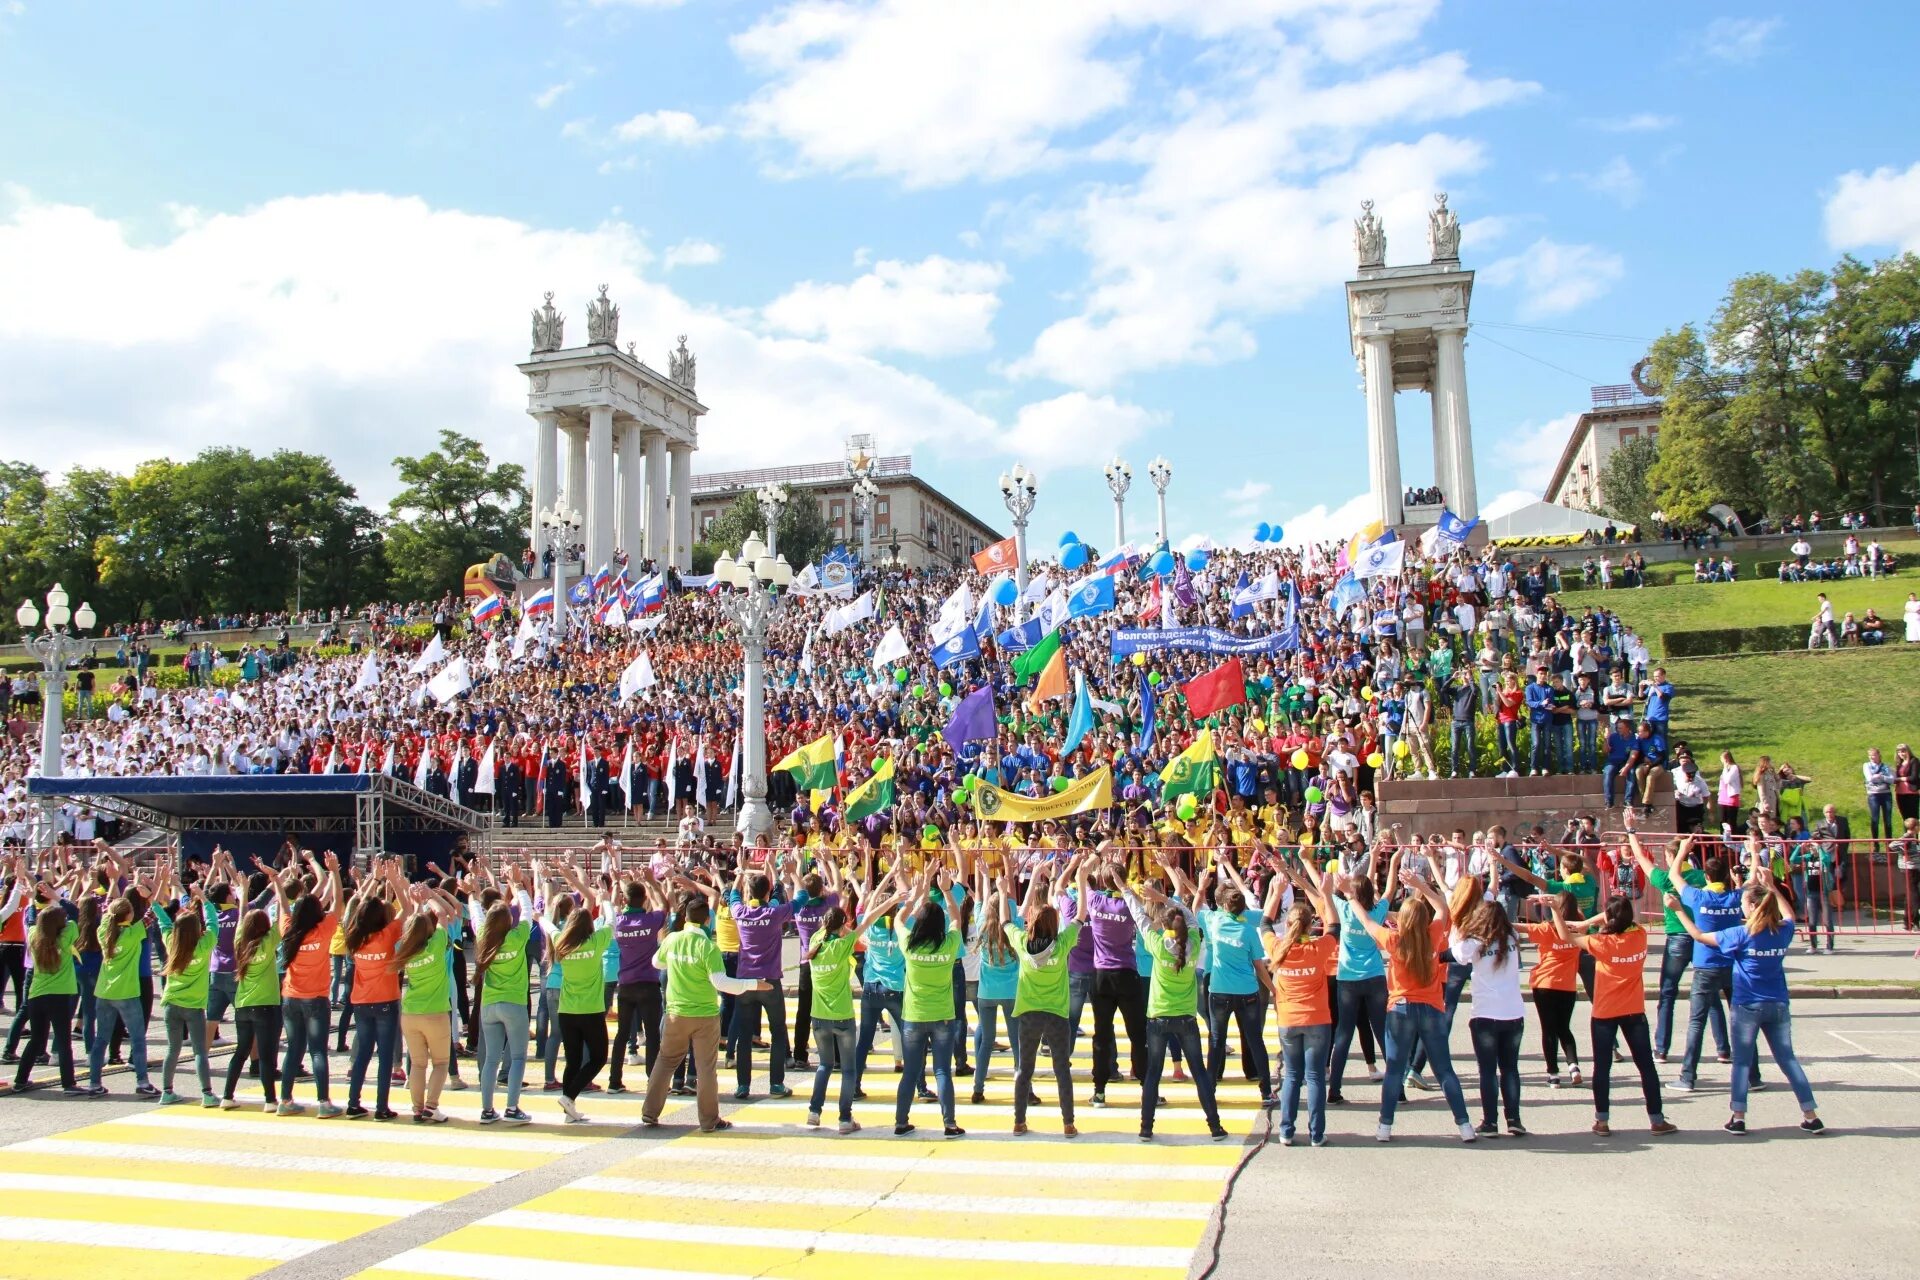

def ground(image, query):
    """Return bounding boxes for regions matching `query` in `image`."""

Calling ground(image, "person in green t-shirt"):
[806,863,898,1133]
[86,893,157,1097]
[393,882,464,1123]
[471,899,535,1124]
[548,861,614,1124]
[1007,852,1090,1136]
[220,908,283,1110]
[12,890,83,1095]
[640,890,769,1133]
[1123,877,1229,1143]
[892,862,965,1138]
[154,893,218,1107]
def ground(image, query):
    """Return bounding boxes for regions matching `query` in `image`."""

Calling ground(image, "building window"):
[1620,427,1638,440]
[700,513,716,536]
[875,497,890,536]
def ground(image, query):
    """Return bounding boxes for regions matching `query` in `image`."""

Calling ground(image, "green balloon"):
[938,681,952,697]
[913,684,926,698]
[922,823,940,840]
[872,756,885,771]
[1176,796,1198,820]
[894,668,908,683]
[1050,775,1069,792]
[1149,671,1164,686]
[1305,785,1324,803]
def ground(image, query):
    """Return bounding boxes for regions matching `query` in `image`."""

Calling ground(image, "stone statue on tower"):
[586,284,620,345]
[670,335,697,392]
[1429,192,1461,263]
[1355,200,1386,270]
[531,292,564,352]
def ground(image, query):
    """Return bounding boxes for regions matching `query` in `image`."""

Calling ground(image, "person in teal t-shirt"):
[153,894,218,1107]
[1123,878,1228,1143]
[892,863,964,1138]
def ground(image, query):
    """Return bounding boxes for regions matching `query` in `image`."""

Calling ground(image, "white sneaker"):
[1367,1065,1383,1083]
[806,1111,821,1127]
[1425,772,1438,781]
[1375,1124,1392,1143]
[1459,1122,1477,1143]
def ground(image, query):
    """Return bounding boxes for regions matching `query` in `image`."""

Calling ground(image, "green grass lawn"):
[1560,571,1916,656]
[1612,534,1920,587]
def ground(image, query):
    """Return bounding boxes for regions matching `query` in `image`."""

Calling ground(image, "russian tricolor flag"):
[525,587,555,616]
[634,573,666,614]
[470,594,503,623]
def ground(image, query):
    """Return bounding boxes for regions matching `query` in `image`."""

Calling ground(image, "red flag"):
[972,536,1017,575]
[1138,576,1162,626]
[1179,657,1246,721]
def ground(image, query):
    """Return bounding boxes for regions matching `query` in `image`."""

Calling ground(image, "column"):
[586,404,615,572]
[669,443,694,571]
[531,411,558,559]
[644,430,670,566]
[1362,333,1404,527]
[618,421,644,561]
[1112,498,1125,550]
[565,427,587,525]
[1434,324,1478,521]
[1429,387,1455,511]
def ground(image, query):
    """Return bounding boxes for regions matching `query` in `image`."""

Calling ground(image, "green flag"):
[1158,728,1217,802]
[844,757,896,821]
[1012,628,1063,687]
[773,733,838,792]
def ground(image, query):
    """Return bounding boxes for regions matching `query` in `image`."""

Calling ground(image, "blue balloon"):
[1150,550,1175,576]
[1186,549,1209,571]
[991,576,1018,607]
[1060,542,1090,571]
[1270,522,1284,543]
[1254,522,1271,542]
[1058,530,1079,548]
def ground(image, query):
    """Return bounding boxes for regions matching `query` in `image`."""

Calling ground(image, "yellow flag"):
[971,766,1114,824]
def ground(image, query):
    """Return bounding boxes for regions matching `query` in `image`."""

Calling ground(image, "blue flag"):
[1229,570,1253,620]
[932,625,982,669]
[568,578,594,606]
[1327,573,1366,617]
[996,618,1043,652]
[1067,574,1116,620]
[1434,508,1479,547]
[943,686,997,750]
[1062,672,1093,757]
[1139,671,1157,755]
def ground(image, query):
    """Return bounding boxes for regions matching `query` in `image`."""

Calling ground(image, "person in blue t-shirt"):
[1602,720,1639,808]
[1524,670,1555,775]
[1666,861,1822,1135]
[1672,853,1762,1094]
[1641,668,1674,733]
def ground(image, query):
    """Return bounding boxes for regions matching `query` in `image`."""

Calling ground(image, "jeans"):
[558,1010,608,1100]
[1577,720,1599,772]
[478,1000,529,1112]
[12,992,76,1090]
[808,1017,858,1122]
[1067,970,1093,1049]
[280,996,332,1102]
[162,1004,212,1096]
[1528,720,1550,772]
[1380,1001,1469,1127]
[536,984,562,1083]
[1277,1022,1332,1143]
[793,962,813,1065]
[1868,792,1894,842]
[347,998,400,1111]
[1497,721,1521,774]
[1330,975,1386,1094]
[1654,934,1700,1057]
[972,996,1018,1083]
[951,964,970,1068]
[1206,990,1272,1096]
[1591,1013,1664,1122]
[1552,722,1573,773]
[1603,762,1629,807]
[1141,1015,1220,1136]
[854,983,903,1090]
[1680,966,1752,1086]
[1090,968,1147,1091]
[88,996,150,1088]
[227,1004,282,1103]
[207,972,237,1028]
[1800,882,1834,946]
[1730,1001,1817,1115]
[1533,988,1580,1074]
[729,981,789,1092]
[1468,1016,1524,1127]
[895,1018,958,1127]
[329,955,351,1007]
[1012,1009,1075,1126]
[1409,963,1470,1076]
[609,981,663,1089]
[1449,722,1474,776]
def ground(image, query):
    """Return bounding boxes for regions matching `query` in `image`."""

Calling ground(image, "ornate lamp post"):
[1147,455,1173,546]
[756,481,791,560]
[539,504,582,639]
[850,475,880,566]
[713,534,794,837]
[997,464,1038,601]
[17,584,96,780]
[1104,456,1133,548]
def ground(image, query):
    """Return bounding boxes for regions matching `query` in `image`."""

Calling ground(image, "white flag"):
[323,743,338,775]
[426,656,472,704]
[725,735,740,810]
[381,742,395,775]
[578,738,590,813]
[1354,539,1407,579]
[484,637,502,673]
[408,633,446,674]
[799,624,816,674]
[413,741,432,790]
[512,613,536,660]
[354,653,380,691]
[627,613,667,633]
[822,590,876,635]
[934,583,973,637]
[229,691,250,713]
[666,736,679,805]
[604,596,627,629]
[694,736,708,808]
[1021,571,1052,604]
[474,740,496,796]
[618,651,657,701]
[617,738,632,811]
[1039,586,1071,635]
[871,624,908,669]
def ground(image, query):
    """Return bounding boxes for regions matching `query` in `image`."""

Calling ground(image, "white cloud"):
[1481,239,1624,318]
[613,110,724,145]
[1574,156,1642,207]
[1478,488,1537,522]
[663,238,723,269]
[1824,161,1920,253]
[560,117,594,139]
[1274,490,1376,548]
[1495,411,1581,493]
[1584,112,1677,133]
[762,256,1007,357]
[583,0,684,8]
[1698,16,1781,63]
[998,392,1157,470]
[1224,479,1272,517]
[0,189,1001,504]
[534,80,577,110]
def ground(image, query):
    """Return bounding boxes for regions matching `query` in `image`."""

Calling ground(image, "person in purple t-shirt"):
[727,857,796,1100]
[787,865,841,1073]
[607,876,669,1093]
[1082,859,1148,1104]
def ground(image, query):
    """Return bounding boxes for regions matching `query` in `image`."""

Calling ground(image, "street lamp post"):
[539,504,582,639]
[1147,456,1173,546]
[756,482,791,561]
[997,463,1039,605]
[850,475,880,566]
[17,584,96,782]
[1104,456,1132,548]
[713,533,794,838]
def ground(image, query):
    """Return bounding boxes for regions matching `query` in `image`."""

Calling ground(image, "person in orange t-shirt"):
[1362,868,1473,1143]
[342,858,409,1120]
[1265,862,1338,1147]
[1523,891,1585,1087]
[1553,894,1678,1138]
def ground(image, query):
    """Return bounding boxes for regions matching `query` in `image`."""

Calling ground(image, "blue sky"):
[4,1,1919,550]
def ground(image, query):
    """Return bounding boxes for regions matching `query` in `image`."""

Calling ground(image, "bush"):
[1661,625,1806,658]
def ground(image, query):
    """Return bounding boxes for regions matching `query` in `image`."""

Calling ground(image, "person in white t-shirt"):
[1450,903,1527,1137]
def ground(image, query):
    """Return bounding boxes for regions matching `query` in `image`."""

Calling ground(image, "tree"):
[1597,434,1659,530]
[385,431,528,599]
[703,491,834,571]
